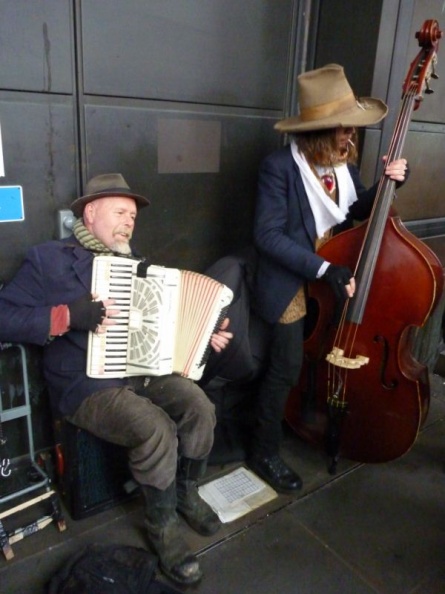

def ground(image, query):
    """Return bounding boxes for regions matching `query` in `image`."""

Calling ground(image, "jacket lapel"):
[292,160,317,244]
[70,243,94,291]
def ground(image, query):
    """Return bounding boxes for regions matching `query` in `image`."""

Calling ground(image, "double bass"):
[285,20,444,471]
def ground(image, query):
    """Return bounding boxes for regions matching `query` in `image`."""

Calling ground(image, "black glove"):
[68,294,106,332]
[322,264,353,302]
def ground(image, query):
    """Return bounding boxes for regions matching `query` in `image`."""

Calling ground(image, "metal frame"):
[0,343,50,505]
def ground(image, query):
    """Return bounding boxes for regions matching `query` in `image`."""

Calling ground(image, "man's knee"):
[128,413,179,489]
[146,375,216,427]
[190,385,216,424]
[126,406,179,465]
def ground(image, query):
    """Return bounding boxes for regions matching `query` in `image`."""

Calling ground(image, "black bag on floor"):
[47,543,181,594]
[198,248,271,464]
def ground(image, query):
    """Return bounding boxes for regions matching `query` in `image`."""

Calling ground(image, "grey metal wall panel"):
[314,0,384,96]
[80,0,293,109]
[422,236,445,266]
[0,95,77,279]
[406,1,445,124]
[359,128,382,188]
[83,101,279,271]
[353,125,445,223]
[395,129,445,221]
[0,0,74,94]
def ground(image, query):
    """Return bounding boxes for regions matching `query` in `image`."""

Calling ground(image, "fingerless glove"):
[322,264,353,302]
[68,294,105,332]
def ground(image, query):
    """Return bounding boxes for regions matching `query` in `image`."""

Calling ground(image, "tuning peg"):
[431,60,439,79]
[424,79,434,94]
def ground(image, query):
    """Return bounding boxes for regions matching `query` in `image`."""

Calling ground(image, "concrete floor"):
[1,373,445,594]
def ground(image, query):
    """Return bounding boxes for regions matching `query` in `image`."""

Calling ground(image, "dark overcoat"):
[0,238,127,416]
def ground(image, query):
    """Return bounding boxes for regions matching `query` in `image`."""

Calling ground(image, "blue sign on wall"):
[0,186,24,222]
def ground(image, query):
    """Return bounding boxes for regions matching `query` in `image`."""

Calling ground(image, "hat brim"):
[71,190,150,218]
[274,97,388,133]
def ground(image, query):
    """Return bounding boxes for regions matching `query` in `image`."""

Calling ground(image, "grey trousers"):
[67,375,216,490]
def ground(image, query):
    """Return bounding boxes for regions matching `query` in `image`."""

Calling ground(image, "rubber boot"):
[141,481,202,585]
[176,457,221,536]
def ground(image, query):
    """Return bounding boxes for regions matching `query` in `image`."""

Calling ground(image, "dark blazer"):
[252,146,378,324]
[0,237,127,416]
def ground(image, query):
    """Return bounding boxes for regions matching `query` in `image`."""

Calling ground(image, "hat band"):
[91,187,132,195]
[299,92,357,122]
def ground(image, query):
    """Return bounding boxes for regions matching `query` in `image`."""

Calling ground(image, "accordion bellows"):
[87,256,233,381]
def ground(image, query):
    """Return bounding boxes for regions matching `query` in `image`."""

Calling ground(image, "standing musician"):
[248,64,409,494]
[0,173,233,586]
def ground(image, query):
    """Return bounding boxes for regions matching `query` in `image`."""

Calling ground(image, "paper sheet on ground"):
[198,466,277,523]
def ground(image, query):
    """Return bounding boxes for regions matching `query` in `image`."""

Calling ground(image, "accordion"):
[86,256,233,381]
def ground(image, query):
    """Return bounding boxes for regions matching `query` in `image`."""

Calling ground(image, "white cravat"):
[290,140,358,238]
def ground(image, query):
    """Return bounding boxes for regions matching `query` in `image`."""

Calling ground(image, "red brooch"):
[321,173,336,193]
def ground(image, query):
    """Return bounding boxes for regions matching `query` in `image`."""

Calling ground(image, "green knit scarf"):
[73,218,114,254]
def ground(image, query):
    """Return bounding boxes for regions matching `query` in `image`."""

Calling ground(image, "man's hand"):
[383,156,409,182]
[210,317,233,353]
[322,264,355,301]
[68,293,119,333]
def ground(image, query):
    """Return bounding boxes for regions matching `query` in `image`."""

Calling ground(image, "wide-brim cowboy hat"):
[70,173,150,217]
[275,63,388,133]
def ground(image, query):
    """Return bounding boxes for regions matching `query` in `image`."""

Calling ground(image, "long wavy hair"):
[292,128,358,167]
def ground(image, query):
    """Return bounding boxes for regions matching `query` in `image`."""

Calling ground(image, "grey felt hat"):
[70,173,150,217]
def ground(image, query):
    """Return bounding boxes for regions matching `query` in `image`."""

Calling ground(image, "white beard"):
[111,241,132,255]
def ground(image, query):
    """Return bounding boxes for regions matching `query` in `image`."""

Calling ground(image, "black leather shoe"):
[248,454,303,494]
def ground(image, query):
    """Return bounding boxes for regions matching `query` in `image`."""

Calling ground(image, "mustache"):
[114,228,132,239]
